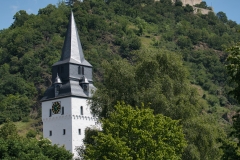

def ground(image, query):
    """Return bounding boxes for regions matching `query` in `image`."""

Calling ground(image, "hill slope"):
[0,0,240,159]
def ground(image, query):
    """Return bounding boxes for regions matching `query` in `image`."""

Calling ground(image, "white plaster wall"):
[71,97,96,156]
[42,97,73,152]
[42,97,97,157]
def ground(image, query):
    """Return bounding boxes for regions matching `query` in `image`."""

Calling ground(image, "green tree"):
[11,10,30,28]
[223,42,240,159]
[80,103,186,160]
[217,11,228,23]
[0,121,73,160]
[91,50,199,120]
[90,49,224,159]
[177,35,192,49]
[194,1,209,9]
[184,4,193,12]
[182,115,224,159]
[226,42,240,102]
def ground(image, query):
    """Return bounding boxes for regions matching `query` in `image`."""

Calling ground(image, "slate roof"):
[41,80,89,100]
[41,11,95,102]
[52,11,91,67]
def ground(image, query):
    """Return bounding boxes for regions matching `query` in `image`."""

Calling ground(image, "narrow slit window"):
[78,66,81,75]
[49,130,52,136]
[82,66,84,75]
[78,129,81,135]
[49,109,52,117]
[63,129,66,135]
[80,106,83,115]
[62,107,64,115]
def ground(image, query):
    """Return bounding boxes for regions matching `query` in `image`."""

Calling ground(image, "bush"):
[177,36,192,49]
[22,117,30,122]
[26,130,37,138]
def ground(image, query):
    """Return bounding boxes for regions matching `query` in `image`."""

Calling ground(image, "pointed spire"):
[60,11,91,66]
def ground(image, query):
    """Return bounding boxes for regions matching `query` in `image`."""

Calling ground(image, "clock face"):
[52,101,61,114]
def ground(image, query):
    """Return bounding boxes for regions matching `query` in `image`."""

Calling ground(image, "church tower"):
[41,11,96,157]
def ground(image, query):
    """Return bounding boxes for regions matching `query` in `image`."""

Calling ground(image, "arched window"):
[80,106,83,115]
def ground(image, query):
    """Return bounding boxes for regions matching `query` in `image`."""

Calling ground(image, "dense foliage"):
[224,42,240,159]
[0,120,73,159]
[91,50,198,120]
[79,103,186,160]
[0,0,240,159]
[226,42,240,102]
[90,49,224,159]
[0,0,239,122]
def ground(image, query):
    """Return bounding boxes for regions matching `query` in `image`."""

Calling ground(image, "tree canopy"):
[0,0,240,159]
[91,50,199,120]
[0,120,73,160]
[79,103,186,160]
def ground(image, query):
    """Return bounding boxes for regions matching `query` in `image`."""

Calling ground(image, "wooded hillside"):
[0,0,240,159]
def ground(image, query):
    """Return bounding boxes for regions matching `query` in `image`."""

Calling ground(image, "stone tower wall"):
[193,7,213,14]
[169,0,202,6]
[180,0,202,6]
[157,0,213,15]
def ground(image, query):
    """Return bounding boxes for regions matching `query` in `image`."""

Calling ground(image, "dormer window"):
[55,85,60,96]
[80,76,89,96]
[54,74,62,97]
[83,84,88,92]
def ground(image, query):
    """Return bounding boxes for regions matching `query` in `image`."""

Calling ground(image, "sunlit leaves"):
[82,103,186,160]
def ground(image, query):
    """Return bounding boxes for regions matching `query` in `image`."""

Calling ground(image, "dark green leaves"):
[0,121,73,160]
